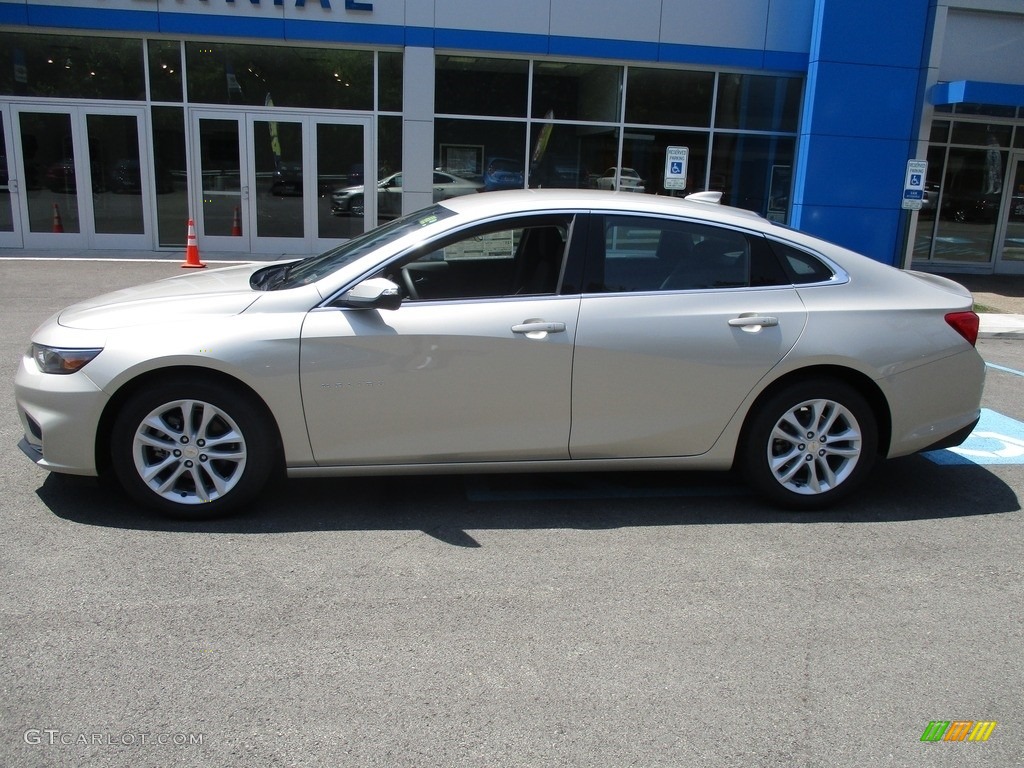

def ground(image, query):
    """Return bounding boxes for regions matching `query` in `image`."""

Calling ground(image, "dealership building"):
[0,0,1023,276]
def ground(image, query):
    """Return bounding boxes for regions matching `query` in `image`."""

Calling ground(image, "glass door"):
[11,104,151,249]
[996,153,1024,274]
[194,114,248,253]
[0,104,22,247]
[192,110,370,255]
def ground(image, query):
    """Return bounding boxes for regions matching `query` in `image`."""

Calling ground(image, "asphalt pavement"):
[1,255,1022,768]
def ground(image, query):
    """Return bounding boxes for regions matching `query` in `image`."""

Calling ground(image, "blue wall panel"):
[0,2,29,25]
[790,205,903,263]
[158,12,284,40]
[795,135,911,209]
[813,0,928,69]
[791,0,931,265]
[27,4,159,32]
[283,19,404,45]
[807,62,920,141]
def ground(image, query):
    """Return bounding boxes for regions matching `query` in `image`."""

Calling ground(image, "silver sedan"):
[16,189,985,517]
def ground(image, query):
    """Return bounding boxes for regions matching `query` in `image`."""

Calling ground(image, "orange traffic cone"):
[181,218,206,269]
[231,206,242,237]
[52,203,64,233]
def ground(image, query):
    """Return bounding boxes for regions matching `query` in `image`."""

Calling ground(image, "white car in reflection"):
[331,171,482,217]
[16,189,984,518]
[596,167,645,192]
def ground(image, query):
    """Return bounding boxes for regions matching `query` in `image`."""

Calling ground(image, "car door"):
[300,214,580,466]
[570,214,807,459]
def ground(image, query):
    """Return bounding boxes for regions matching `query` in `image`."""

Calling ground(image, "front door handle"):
[512,321,566,338]
[728,314,779,331]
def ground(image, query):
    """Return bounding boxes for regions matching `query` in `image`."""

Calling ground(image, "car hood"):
[57,263,263,330]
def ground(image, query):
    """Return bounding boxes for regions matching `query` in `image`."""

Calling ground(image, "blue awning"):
[932,80,1024,108]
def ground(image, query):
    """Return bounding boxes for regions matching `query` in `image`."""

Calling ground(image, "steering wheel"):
[400,266,420,300]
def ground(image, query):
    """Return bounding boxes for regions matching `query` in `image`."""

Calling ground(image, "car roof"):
[437,188,767,230]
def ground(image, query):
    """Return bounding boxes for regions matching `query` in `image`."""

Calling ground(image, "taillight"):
[945,311,979,346]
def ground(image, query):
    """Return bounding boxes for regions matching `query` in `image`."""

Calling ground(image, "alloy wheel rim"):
[767,397,862,495]
[131,399,247,505]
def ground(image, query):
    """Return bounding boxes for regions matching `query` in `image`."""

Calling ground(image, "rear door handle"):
[728,314,779,331]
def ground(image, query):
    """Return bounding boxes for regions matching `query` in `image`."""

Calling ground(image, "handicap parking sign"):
[902,159,927,210]
[664,146,688,191]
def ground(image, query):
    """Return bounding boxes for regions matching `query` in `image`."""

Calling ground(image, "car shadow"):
[36,455,1020,546]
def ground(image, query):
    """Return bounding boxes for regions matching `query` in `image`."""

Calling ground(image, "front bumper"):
[15,354,109,476]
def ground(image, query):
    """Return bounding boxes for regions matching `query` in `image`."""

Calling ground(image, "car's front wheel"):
[741,378,878,510]
[110,380,278,518]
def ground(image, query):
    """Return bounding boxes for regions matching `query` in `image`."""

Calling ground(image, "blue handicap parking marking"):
[924,409,1024,466]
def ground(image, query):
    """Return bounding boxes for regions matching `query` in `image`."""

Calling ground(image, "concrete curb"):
[978,313,1024,340]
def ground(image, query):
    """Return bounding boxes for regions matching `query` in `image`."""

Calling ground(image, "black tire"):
[741,378,878,510]
[110,379,278,519]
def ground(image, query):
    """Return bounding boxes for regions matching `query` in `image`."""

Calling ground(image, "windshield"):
[269,205,456,290]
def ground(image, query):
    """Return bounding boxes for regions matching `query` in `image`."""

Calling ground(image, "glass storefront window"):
[377,116,402,226]
[531,62,622,123]
[929,146,1007,264]
[435,56,528,118]
[622,130,709,196]
[955,103,1016,119]
[435,118,527,190]
[148,40,183,103]
[715,74,802,133]
[88,114,145,235]
[930,120,950,144]
[950,122,1012,147]
[378,51,403,112]
[0,33,144,100]
[186,42,373,110]
[151,106,187,247]
[625,68,714,127]
[710,134,795,217]
[527,123,617,189]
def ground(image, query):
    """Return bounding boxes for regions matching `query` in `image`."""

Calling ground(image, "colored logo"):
[921,721,997,742]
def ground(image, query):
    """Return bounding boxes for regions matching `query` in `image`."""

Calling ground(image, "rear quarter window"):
[768,240,835,285]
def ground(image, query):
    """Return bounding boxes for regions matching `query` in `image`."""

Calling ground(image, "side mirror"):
[339,277,402,311]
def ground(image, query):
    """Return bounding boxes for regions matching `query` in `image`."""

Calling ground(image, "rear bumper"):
[917,414,981,453]
[883,347,986,458]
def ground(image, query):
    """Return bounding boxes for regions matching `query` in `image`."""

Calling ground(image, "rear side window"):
[768,240,835,284]
[584,215,789,293]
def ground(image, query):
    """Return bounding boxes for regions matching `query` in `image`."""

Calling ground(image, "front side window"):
[383,215,574,301]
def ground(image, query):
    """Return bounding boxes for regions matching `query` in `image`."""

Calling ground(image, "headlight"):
[30,344,102,374]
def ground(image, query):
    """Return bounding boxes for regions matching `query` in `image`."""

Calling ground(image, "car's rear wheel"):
[110,380,277,518]
[742,378,877,510]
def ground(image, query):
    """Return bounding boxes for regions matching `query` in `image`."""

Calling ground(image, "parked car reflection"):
[331,171,482,217]
[483,157,525,192]
[596,167,645,192]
